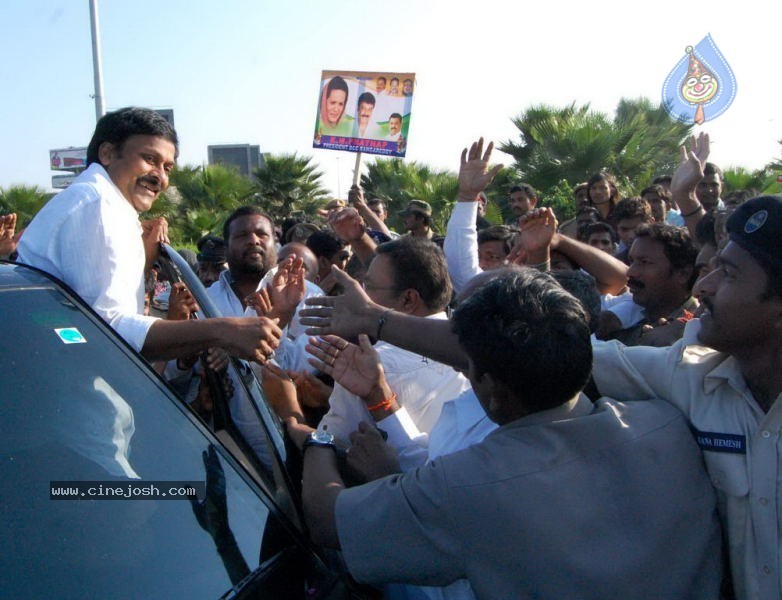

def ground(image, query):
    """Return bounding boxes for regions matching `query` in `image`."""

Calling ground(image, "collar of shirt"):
[500,393,593,432]
[451,389,491,434]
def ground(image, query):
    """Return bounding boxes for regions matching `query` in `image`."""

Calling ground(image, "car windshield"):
[0,276,301,598]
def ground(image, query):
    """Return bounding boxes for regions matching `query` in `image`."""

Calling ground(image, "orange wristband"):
[366,393,397,412]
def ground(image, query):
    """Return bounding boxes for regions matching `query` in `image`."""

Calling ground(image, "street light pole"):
[89,0,106,120]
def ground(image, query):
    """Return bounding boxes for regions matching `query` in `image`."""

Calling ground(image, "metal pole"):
[352,152,363,187]
[89,0,106,120]
[336,156,341,199]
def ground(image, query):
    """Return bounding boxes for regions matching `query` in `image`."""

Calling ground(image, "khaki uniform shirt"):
[593,318,781,600]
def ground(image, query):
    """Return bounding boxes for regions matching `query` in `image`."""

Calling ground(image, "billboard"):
[52,174,77,189]
[50,147,87,172]
[208,144,264,177]
[313,70,414,158]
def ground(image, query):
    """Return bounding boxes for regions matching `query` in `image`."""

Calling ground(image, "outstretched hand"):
[300,266,381,338]
[306,334,384,399]
[457,137,503,202]
[346,421,401,482]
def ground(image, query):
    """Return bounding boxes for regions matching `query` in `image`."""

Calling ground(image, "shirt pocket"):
[703,452,750,497]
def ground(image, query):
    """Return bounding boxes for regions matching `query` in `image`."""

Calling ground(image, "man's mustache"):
[628,277,645,290]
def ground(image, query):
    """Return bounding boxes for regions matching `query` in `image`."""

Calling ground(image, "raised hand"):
[167,282,199,321]
[457,137,503,202]
[245,287,273,317]
[329,207,366,242]
[265,255,306,326]
[671,132,710,194]
[0,213,21,258]
[306,334,384,399]
[519,207,557,257]
[141,217,170,266]
[348,184,366,209]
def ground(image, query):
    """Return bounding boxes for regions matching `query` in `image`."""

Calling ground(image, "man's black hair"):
[478,225,516,255]
[306,228,348,260]
[635,223,698,289]
[694,212,716,248]
[87,107,178,166]
[703,162,723,178]
[585,221,617,244]
[222,206,275,242]
[375,237,452,313]
[613,196,653,223]
[551,270,602,334]
[509,183,538,199]
[452,270,592,414]
[358,92,376,107]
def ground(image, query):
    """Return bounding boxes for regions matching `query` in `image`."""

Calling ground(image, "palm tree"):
[252,154,329,221]
[361,159,459,233]
[0,185,52,226]
[500,98,693,201]
[153,163,255,245]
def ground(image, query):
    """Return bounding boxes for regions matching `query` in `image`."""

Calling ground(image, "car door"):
[0,261,373,599]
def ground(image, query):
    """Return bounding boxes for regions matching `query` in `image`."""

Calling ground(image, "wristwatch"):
[303,430,337,453]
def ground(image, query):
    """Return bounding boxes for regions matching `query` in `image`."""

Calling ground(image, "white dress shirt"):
[443,202,481,295]
[17,163,157,352]
[318,313,471,444]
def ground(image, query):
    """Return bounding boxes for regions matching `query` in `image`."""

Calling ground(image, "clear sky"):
[1,0,780,199]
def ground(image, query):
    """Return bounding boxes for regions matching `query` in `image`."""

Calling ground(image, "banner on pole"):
[313,70,414,158]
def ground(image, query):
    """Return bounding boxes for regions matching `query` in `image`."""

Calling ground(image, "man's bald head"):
[278,242,319,282]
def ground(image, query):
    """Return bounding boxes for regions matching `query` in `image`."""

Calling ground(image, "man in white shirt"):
[208,207,322,373]
[17,107,280,363]
[316,236,469,444]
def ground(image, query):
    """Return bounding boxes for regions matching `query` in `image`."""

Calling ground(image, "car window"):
[156,246,302,524]
[0,284,302,598]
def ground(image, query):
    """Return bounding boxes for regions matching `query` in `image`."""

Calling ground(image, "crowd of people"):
[3,106,782,600]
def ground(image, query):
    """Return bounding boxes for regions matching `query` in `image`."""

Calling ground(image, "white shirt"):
[593,318,782,600]
[443,202,481,295]
[207,268,324,373]
[318,313,471,444]
[17,163,157,352]
[601,290,644,329]
[382,388,496,473]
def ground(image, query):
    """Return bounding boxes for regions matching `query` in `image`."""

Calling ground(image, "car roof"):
[0,260,60,289]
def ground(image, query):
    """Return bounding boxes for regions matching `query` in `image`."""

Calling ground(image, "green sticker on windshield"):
[54,328,87,344]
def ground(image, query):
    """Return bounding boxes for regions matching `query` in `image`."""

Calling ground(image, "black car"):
[0,252,373,599]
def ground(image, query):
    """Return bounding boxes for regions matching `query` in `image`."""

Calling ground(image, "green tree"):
[500,98,693,215]
[361,158,459,233]
[0,185,52,226]
[152,163,255,245]
[721,166,774,196]
[252,153,329,222]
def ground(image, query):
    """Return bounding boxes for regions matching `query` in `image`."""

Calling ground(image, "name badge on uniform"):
[691,427,746,454]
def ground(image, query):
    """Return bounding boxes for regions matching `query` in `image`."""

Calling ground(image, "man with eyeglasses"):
[314,236,470,449]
